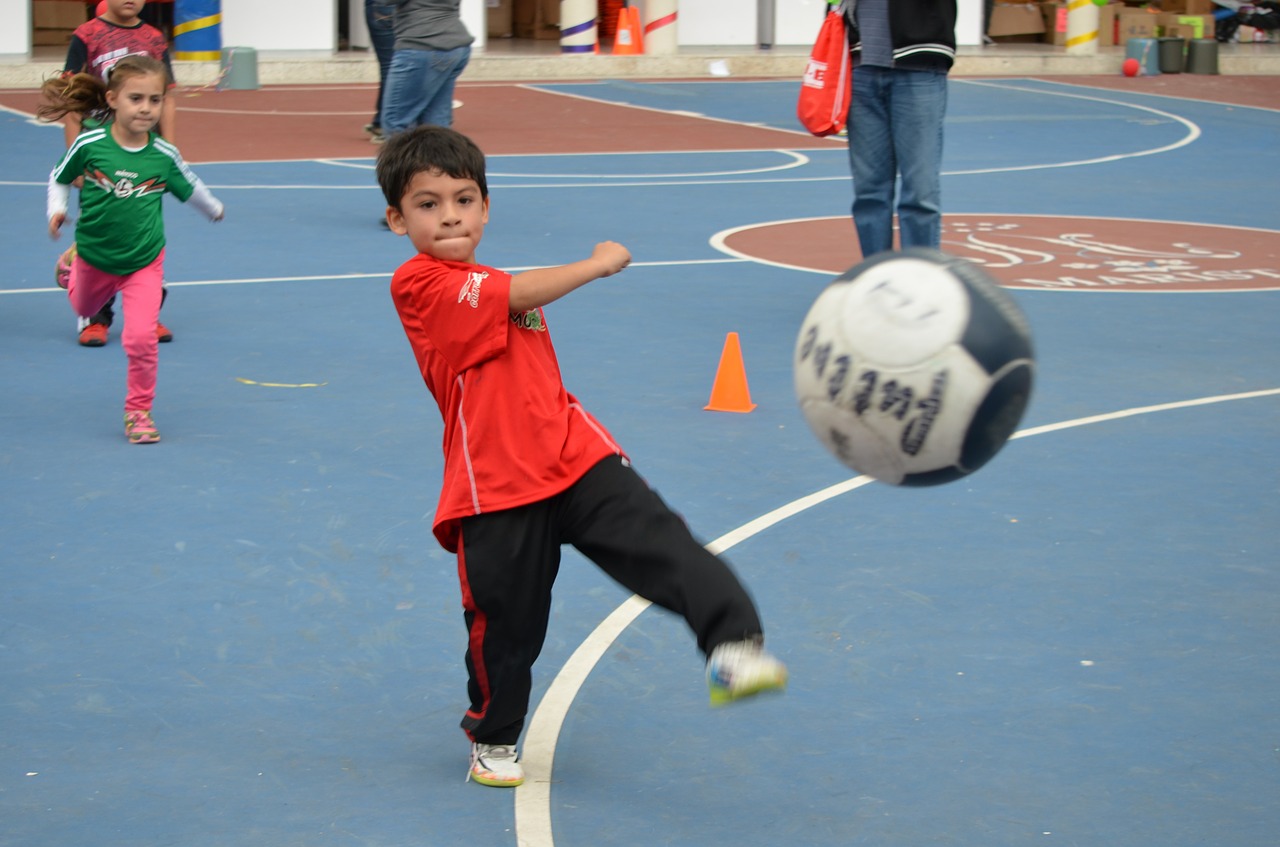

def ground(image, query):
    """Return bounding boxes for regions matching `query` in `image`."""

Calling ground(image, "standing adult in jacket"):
[379,0,473,138]
[844,0,957,257]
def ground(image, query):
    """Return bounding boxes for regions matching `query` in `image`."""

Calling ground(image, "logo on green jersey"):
[88,169,167,200]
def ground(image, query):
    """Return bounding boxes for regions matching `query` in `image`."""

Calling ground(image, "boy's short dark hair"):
[375,126,488,209]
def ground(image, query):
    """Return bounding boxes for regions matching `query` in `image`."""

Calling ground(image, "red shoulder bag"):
[797,7,852,137]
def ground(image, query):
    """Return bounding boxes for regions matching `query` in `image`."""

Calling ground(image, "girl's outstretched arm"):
[187,177,225,222]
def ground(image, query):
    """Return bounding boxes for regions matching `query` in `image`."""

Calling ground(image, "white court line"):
[315,148,819,179]
[513,386,1280,847]
[0,259,747,296]
[3,85,1200,187]
[178,107,372,116]
[950,80,1201,174]
[151,84,1205,186]
[710,213,1280,280]
[484,150,812,180]
[525,83,820,141]
[1013,77,1280,116]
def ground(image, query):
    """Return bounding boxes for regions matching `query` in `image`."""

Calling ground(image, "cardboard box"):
[33,1,88,30]
[1144,0,1216,13]
[1116,8,1159,45]
[1041,2,1121,47]
[990,2,1047,42]
[487,0,513,38]
[1158,13,1214,40]
[33,28,77,47]
[513,0,559,40]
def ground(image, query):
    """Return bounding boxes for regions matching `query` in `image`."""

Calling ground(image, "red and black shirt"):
[65,17,176,84]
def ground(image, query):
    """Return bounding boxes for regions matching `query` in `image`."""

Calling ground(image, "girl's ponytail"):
[38,72,108,123]
[38,55,168,124]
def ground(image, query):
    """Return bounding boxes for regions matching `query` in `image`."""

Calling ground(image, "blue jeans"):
[847,65,948,257]
[380,45,471,136]
[365,1,396,128]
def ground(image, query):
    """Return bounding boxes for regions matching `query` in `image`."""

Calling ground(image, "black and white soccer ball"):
[794,248,1035,486]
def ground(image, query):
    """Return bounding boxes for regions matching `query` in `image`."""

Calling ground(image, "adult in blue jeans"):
[379,0,473,137]
[843,0,956,257]
[364,0,397,141]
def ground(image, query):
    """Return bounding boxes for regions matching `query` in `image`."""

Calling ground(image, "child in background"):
[42,55,224,444]
[376,126,787,788]
[58,0,179,347]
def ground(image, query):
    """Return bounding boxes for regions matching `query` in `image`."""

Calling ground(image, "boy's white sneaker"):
[706,637,788,706]
[468,742,525,787]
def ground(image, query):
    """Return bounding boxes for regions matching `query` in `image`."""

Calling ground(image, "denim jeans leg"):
[365,1,396,127]
[380,49,432,137]
[890,69,948,250]
[421,46,471,128]
[848,67,896,258]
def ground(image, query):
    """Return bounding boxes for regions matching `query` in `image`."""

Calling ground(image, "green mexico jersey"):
[52,126,201,276]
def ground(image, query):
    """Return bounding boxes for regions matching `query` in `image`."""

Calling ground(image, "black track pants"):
[456,455,763,744]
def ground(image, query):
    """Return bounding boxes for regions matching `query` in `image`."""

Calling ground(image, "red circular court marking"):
[722,215,1280,292]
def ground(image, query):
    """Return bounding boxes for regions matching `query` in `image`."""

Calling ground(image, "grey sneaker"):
[468,742,524,787]
[706,637,787,706]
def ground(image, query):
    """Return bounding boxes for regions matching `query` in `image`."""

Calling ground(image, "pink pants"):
[67,249,165,412]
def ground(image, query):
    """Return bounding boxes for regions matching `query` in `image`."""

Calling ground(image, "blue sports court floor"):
[1,76,1278,847]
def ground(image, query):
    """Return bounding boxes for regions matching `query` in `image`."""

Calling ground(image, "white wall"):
[660,0,982,48]
[956,0,983,47]
[220,0,337,52]
[2,0,30,56]
[773,0,832,47]
[676,0,756,46]
[2,0,980,56]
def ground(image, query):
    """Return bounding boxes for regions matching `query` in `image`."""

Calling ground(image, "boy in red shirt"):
[377,126,787,788]
[57,0,178,347]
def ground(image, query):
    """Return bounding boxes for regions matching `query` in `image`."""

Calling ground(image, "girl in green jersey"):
[42,56,224,444]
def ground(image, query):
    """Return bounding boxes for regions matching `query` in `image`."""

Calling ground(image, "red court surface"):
[3,82,835,162]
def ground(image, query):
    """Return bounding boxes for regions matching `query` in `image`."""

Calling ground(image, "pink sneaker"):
[55,244,76,290]
[124,410,161,444]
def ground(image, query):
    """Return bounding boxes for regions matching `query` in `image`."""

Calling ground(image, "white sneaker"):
[468,742,524,787]
[706,637,788,706]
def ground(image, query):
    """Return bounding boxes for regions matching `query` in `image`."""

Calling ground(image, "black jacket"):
[843,0,957,71]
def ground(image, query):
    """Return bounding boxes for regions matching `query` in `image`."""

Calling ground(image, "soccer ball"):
[794,248,1034,486]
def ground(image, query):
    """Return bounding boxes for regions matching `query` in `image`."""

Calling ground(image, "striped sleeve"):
[50,127,106,184]
[151,136,200,201]
[153,136,223,220]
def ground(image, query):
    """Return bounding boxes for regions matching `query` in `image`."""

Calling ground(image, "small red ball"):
[1122,58,1141,77]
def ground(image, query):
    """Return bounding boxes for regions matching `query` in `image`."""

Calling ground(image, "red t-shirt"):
[390,253,624,552]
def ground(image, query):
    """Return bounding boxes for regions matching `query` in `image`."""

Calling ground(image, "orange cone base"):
[704,332,756,413]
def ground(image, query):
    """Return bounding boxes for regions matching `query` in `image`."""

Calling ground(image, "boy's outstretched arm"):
[508,241,630,312]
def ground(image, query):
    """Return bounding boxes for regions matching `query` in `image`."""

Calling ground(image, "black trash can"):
[1186,39,1219,75]
[1158,37,1184,73]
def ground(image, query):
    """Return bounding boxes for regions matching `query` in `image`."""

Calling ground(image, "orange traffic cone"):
[613,4,644,55]
[704,332,757,413]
